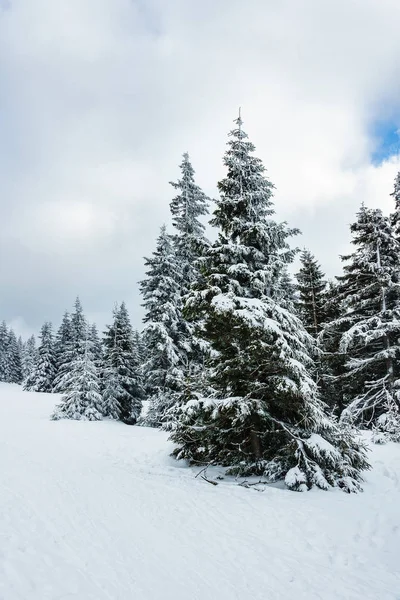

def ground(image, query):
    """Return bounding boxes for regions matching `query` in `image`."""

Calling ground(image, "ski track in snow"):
[0,384,399,600]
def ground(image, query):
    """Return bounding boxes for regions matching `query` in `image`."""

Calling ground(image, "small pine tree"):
[0,321,10,381]
[52,329,103,421]
[22,335,37,382]
[295,249,327,336]
[53,299,88,393]
[89,323,103,365]
[101,303,143,424]
[171,114,369,491]
[70,297,87,353]
[24,322,56,392]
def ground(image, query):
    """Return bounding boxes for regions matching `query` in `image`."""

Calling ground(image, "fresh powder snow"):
[1,383,399,600]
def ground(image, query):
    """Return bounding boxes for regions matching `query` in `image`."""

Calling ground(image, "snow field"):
[1,384,399,600]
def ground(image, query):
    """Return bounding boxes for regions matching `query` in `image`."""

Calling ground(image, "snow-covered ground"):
[1,384,399,600]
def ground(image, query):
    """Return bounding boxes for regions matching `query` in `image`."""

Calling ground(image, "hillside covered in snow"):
[1,383,399,600]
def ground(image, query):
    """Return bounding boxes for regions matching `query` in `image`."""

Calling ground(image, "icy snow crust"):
[1,384,399,600]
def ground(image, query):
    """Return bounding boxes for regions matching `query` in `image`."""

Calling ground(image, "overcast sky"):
[2,0,400,337]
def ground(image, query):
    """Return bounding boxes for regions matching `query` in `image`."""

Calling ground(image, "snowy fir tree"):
[89,323,103,366]
[24,322,56,392]
[70,297,88,355]
[0,323,22,383]
[52,326,103,421]
[169,153,212,388]
[295,249,327,337]
[22,335,37,382]
[101,302,143,424]
[133,329,145,366]
[53,299,88,393]
[170,114,369,492]
[140,225,189,427]
[169,152,210,287]
[6,329,23,384]
[322,205,400,441]
[317,280,349,415]
[0,321,10,381]
[53,311,73,392]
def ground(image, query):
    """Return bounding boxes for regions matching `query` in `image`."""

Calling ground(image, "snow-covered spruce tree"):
[52,326,102,421]
[101,302,143,424]
[295,249,327,337]
[171,115,369,492]
[325,205,400,441]
[90,323,103,366]
[70,297,88,356]
[169,152,210,287]
[317,280,349,415]
[53,298,88,393]
[53,311,73,392]
[0,320,10,381]
[22,335,37,382]
[169,153,212,399]
[24,322,56,392]
[140,226,188,427]
[7,329,23,384]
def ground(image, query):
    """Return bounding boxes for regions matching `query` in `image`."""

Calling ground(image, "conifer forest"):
[3,116,400,495]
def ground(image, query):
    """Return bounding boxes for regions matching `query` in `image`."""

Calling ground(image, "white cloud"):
[1,0,400,331]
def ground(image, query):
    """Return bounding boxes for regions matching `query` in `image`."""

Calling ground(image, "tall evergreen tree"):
[171,115,368,492]
[295,249,327,337]
[102,302,143,424]
[52,327,103,421]
[24,322,56,392]
[323,205,400,440]
[22,335,37,382]
[169,152,210,287]
[169,153,212,392]
[140,226,188,426]
[53,299,88,393]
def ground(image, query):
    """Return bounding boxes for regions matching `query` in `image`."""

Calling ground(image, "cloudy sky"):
[2,0,400,337]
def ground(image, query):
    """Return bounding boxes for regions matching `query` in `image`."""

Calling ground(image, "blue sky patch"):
[370,119,400,165]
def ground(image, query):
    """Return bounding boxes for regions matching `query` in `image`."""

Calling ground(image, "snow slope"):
[0,384,399,600]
